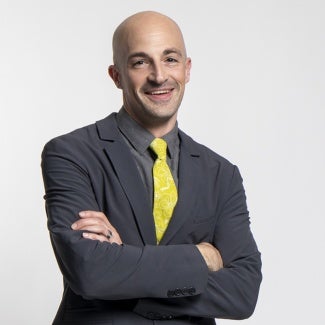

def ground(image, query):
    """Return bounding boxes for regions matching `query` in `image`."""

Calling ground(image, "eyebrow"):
[127,48,184,61]
[163,48,183,57]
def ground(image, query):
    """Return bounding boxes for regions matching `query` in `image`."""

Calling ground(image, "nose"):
[147,62,168,85]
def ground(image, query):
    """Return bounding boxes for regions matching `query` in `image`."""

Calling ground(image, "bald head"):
[112,11,187,67]
[108,11,191,135]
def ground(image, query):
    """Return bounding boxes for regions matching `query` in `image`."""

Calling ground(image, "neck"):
[146,122,176,138]
[123,108,177,138]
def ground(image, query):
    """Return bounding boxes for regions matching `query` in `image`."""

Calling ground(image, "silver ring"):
[106,230,113,239]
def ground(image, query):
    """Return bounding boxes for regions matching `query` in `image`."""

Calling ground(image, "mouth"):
[144,88,174,101]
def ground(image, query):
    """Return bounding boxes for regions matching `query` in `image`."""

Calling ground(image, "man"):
[42,11,262,324]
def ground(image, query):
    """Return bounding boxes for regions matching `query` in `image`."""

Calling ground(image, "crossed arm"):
[68,209,261,319]
[71,210,224,272]
[42,136,262,319]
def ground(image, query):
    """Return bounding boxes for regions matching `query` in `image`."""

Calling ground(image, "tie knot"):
[150,138,167,160]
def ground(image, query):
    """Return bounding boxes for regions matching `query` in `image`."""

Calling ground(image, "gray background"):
[1,0,324,324]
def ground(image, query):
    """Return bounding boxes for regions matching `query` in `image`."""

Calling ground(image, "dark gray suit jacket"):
[41,113,262,324]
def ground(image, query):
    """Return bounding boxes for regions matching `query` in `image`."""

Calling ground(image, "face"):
[109,15,191,132]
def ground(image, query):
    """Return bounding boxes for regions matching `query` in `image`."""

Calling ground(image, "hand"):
[71,211,122,245]
[196,242,223,272]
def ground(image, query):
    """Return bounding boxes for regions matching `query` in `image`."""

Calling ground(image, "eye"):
[134,60,144,66]
[165,57,178,63]
[131,59,148,68]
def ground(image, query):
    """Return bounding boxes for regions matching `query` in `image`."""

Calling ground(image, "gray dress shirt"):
[116,107,180,208]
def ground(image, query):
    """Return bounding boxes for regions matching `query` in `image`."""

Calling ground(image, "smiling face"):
[109,12,191,136]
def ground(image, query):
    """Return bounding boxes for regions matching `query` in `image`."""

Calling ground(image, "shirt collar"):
[161,123,179,159]
[116,107,179,158]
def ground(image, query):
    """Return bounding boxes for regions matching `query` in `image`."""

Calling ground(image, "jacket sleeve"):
[133,166,262,320]
[41,137,209,300]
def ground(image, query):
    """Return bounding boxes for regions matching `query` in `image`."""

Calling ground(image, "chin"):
[149,106,177,117]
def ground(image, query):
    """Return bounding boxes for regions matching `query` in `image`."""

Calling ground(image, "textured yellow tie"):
[150,138,178,243]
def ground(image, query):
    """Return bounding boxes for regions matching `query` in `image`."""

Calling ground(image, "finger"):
[79,211,108,221]
[199,242,213,248]
[82,232,109,243]
[83,232,122,245]
[215,248,223,269]
[72,217,108,230]
[75,225,112,236]
[77,211,122,244]
[79,211,115,228]
[106,229,113,238]
[103,228,122,244]
[72,218,114,239]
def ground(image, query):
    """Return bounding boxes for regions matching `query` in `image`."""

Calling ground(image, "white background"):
[1,1,324,324]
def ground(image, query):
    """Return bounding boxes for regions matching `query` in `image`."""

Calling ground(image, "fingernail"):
[71,223,77,229]
[79,211,86,217]
[82,232,89,238]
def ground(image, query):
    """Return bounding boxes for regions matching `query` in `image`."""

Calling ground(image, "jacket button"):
[146,312,154,319]
[167,289,175,297]
[188,287,196,295]
[146,312,162,319]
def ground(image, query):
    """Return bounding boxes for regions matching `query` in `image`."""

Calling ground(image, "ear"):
[185,57,192,83]
[108,65,122,89]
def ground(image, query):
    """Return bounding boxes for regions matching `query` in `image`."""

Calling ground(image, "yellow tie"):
[150,138,178,243]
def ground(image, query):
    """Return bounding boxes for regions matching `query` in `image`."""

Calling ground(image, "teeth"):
[149,90,170,95]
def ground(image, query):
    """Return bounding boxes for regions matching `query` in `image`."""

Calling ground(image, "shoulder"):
[41,125,96,163]
[179,129,235,168]
[179,129,244,191]
[42,113,117,156]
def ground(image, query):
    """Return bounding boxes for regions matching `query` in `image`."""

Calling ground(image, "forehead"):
[123,20,186,57]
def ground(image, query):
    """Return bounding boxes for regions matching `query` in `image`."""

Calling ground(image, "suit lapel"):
[96,115,202,246]
[96,114,157,245]
[160,131,201,245]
